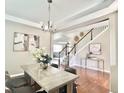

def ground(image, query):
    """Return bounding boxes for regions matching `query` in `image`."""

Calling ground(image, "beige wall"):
[5,21,50,75]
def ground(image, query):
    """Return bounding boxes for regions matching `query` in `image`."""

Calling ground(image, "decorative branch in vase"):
[32,48,52,69]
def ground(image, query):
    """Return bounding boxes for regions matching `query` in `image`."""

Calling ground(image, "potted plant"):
[41,54,52,69]
[32,48,52,69]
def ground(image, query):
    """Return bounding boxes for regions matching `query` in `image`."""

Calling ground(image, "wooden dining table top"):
[21,63,78,92]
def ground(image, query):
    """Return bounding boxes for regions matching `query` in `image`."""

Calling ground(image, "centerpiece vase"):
[42,63,48,69]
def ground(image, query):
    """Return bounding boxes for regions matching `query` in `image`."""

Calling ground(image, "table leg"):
[67,82,73,93]
[85,58,87,68]
[24,72,32,85]
[24,72,36,87]
[48,89,59,93]
[97,61,99,70]
[103,60,104,72]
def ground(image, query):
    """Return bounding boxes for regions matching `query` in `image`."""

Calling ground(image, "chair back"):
[51,64,58,68]
[65,67,76,74]
[5,71,11,81]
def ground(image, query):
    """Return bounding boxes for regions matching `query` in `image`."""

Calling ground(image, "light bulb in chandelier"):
[40,21,45,31]
[48,21,53,29]
[40,21,53,31]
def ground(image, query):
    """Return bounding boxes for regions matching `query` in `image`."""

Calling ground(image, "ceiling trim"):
[5,14,41,29]
[55,0,103,25]
[64,19,109,34]
[56,0,117,32]
[5,0,117,31]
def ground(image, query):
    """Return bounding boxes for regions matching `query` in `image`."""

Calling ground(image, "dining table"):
[21,63,78,93]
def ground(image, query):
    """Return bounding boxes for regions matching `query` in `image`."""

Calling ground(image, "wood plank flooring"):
[34,65,110,93]
[74,67,110,93]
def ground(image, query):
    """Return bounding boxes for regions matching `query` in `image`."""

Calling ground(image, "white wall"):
[5,21,50,75]
[109,12,118,93]
[75,28,110,72]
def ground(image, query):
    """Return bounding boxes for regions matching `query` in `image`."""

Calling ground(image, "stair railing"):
[58,43,69,67]
[67,28,94,66]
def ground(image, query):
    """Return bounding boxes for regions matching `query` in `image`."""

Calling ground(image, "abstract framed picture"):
[89,43,101,55]
[13,32,28,51]
[28,34,40,51]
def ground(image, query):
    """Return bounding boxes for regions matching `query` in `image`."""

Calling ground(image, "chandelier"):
[40,0,53,32]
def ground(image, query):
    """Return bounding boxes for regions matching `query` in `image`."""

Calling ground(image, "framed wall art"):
[89,43,101,55]
[13,32,28,51]
[13,32,40,52]
[28,34,40,51]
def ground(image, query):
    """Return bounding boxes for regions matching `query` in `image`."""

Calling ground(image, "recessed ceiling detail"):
[6,0,115,26]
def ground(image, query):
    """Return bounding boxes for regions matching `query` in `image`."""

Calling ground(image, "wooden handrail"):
[68,44,76,55]
[59,43,69,54]
[59,46,67,54]
[76,28,94,45]
[68,28,94,54]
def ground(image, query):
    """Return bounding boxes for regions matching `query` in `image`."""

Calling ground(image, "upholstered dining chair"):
[5,71,28,89]
[5,71,35,93]
[11,86,35,93]
[5,71,47,93]
[64,67,76,74]
[64,67,78,93]
[51,63,58,68]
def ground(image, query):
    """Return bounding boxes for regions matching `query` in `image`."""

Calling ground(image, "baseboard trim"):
[87,66,110,73]
[10,73,24,78]
[71,64,110,73]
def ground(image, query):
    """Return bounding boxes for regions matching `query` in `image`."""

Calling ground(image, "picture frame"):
[13,32,29,51]
[13,32,40,52]
[89,43,101,55]
[28,34,40,51]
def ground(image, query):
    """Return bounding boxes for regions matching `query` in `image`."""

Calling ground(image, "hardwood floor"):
[34,65,110,93]
[74,67,110,93]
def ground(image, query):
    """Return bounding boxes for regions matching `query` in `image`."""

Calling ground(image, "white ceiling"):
[6,0,116,44]
[6,0,114,24]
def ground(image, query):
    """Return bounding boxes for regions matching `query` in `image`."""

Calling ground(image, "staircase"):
[58,20,109,68]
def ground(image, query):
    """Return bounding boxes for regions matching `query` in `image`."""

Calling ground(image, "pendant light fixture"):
[40,0,53,32]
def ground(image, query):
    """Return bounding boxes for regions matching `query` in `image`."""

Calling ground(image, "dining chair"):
[12,86,35,93]
[64,67,76,74]
[5,71,28,89]
[51,63,58,68]
[64,67,78,93]
[36,90,47,93]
